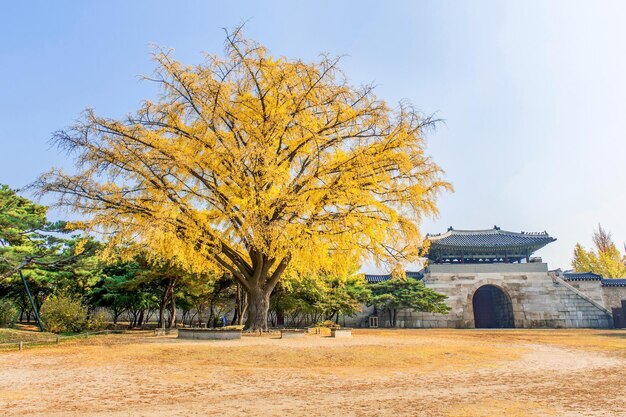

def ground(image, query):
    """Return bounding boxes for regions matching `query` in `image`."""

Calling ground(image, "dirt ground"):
[1,329,625,417]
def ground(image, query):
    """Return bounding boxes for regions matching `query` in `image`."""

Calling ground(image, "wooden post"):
[56,335,60,344]
[18,341,23,351]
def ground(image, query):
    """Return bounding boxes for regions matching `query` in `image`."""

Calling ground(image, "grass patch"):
[0,328,57,344]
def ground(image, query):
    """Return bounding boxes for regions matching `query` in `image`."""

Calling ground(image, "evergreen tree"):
[370,276,449,327]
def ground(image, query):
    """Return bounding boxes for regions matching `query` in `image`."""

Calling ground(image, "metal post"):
[19,271,46,332]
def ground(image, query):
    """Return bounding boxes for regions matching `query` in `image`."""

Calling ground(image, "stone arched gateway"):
[472,285,515,328]
[355,228,614,329]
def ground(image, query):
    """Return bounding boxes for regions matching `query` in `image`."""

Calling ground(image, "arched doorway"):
[472,285,514,328]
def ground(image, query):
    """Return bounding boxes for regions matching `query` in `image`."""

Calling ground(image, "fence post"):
[18,341,23,351]
[56,335,60,344]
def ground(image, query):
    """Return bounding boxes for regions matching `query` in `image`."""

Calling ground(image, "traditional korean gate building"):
[352,227,622,329]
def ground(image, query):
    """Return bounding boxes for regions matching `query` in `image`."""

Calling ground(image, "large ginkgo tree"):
[37,28,451,330]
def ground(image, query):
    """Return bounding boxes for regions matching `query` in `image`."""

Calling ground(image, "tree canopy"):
[271,270,370,326]
[0,184,96,282]
[572,224,626,278]
[36,28,451,330]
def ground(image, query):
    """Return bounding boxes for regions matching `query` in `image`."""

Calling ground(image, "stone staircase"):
[546,273,613,328]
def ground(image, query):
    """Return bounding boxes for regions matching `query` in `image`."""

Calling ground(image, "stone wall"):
[562,279,605,306]
[561,278,626,312]
[346,263,613,329]
[602,286,626,310]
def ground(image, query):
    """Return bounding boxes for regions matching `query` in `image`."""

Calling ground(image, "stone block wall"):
[560,278,626,314]
[565,279,605,306]
[602,286,626,310]
[346,263,613,329]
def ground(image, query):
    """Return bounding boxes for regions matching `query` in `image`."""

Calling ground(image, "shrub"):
[0,299,18,328]
[88,310,110,331]
[40,293,88,333]
[315,320,340,328]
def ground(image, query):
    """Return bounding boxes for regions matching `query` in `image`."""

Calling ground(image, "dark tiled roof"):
[406,271,424,279]
[562,271,626,285]
[365,274,391,283]
[601,279,626,287]
[563,271,603,281]
[427,227,555,248]
[425,227,555,262]
[364,270,424,284]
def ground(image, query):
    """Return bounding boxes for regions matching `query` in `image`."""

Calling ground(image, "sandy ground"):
[1,329,625,417]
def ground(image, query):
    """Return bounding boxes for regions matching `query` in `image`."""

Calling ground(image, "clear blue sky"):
[1,1,625,270]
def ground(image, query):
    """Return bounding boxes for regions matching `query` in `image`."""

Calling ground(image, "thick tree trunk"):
[245,289,271,331]
[228,253,290,331]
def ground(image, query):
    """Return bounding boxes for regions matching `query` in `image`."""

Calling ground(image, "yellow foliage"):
[37,28,451,325]
[572,226,626,278]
